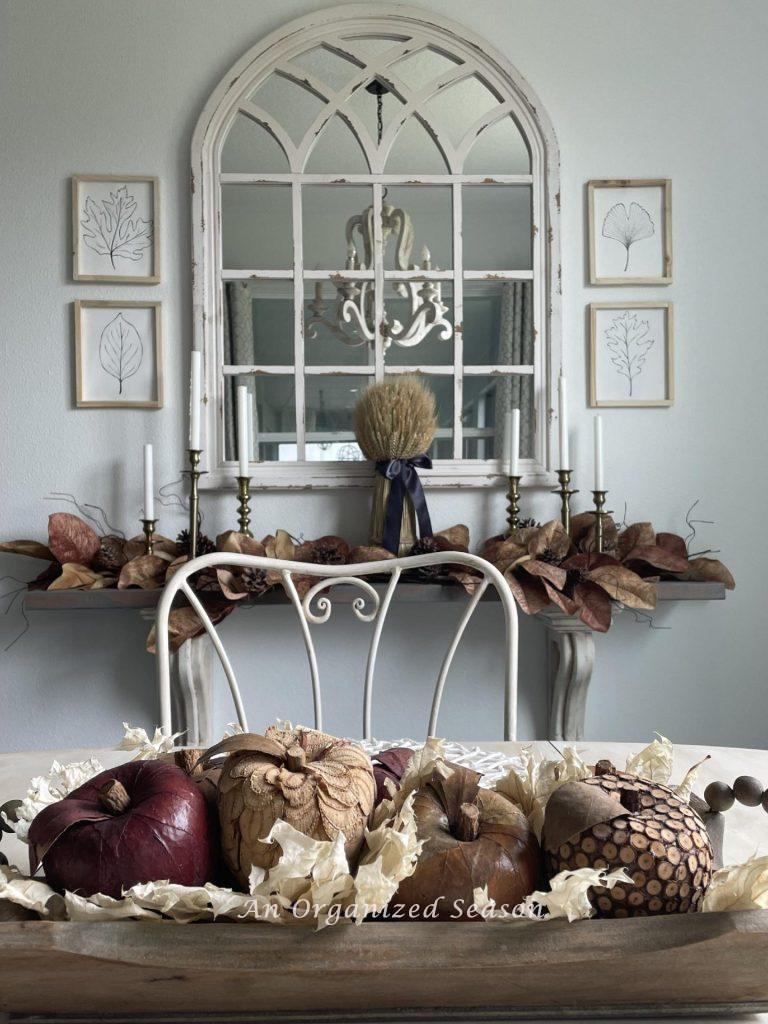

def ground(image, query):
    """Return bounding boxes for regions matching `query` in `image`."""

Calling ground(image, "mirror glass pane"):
[225,374,296,463]
[383,281,453,366]
[461,374,534,460]
[463,280,533,367]
[304,375,370,460]
[340,34,409,59]
[304,279,373,366]
[382,185,452,270]
[224,280,294,365]
[305,115,369,174]
[290,44,360,92]
[303,185,373,269]
[389,47,462,92]
[249,73,325,145]
[385,116,449,174]
[462,185,532,270]
[221,185,292,269]
[221,115,289,173]
[463,115,530,175]
[422,74,501,148]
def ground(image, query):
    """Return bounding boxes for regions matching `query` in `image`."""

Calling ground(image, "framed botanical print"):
[74,300,163,408]
[72,174,160,283]
[589,302,674,407]
[588,179,672,285]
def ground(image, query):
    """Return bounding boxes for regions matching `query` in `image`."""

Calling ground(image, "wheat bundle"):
[354,377,437,554]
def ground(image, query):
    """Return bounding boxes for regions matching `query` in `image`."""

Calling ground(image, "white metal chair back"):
[155,551,518,740]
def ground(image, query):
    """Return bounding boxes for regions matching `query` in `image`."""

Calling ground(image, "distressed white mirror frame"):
[191,4,561,488]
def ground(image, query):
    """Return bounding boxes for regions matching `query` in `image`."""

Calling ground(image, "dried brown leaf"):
[656,532,688,559]
[47,513,100,567]
[684,557,736,590]
[622,544,689,574]
[617,522,655,559]
[543,580,578,615]
[573,580,612,632]
[522,559,567,589]
[147,601,234,653]
[47,563,101,590]
[578,516,618,555]
[586,564,657,609]
[117,555,167,590]
[435,524,469,551]
[216,531,266,557]
[528,520,572,560]
[505,569,550,615]
[88,574,117,590]
[124,534,179,562]
[0,540,54,560]
[215,568,250,601]
[263,530,296,561]
[347,545,395,563]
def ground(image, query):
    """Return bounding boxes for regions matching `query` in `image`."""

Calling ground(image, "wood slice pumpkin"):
[393,763,541,920]
[201,726,375,888]
[542,761,713,917]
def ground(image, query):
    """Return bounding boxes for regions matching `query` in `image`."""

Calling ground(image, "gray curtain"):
[223,282,257,460]
[494,281,534,458]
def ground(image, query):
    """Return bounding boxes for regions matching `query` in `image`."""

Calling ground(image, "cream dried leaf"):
[625,733,674,783]
[702,855,768,912]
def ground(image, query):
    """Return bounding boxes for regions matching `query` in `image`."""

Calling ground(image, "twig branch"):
[684,499,715,553]
[628,608,671,631]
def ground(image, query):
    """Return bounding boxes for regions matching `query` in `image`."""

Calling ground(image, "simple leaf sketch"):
[604,311,654,397]
[602,202,655,271]
[81,186,152,269]
[99,313,143,395]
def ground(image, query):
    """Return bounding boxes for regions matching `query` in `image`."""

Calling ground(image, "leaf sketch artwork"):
[602,202,655,272]
[604,311,655,397]
[81,186,153,269]
[99,313,143,395]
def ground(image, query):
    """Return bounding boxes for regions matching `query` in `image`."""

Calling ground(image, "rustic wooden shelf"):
[24,579,726,612]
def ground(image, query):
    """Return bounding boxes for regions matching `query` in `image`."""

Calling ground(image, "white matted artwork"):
[589,302,673,408]
[72,175,159,283]
[588,179,672,285]
[74,300,163,408]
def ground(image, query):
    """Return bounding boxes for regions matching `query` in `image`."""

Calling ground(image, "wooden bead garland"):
[543,762,713,918]
[705,775,768,813]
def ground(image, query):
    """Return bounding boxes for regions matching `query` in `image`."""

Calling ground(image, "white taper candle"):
[558,374,569,469]
[236,385,249,477]
[189,351,202,451]
[247,390,254,464]
[505,408,521,476]
[143,444,154,520]
[594,415,604,491]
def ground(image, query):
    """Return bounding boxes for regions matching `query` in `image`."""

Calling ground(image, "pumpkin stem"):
[98,779,131,814]
[456,801,480,842]
[285,745,307,771]
[595,759,616,776]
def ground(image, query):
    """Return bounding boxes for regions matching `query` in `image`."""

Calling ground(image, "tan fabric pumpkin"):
[201,726,376,887]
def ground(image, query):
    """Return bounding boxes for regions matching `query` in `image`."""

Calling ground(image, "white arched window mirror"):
[192,4,560,488]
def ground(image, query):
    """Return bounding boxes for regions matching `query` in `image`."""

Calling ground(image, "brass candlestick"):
[552,469,578,534]
[141,518,157,556]
[591,489,613,553]
[505,475,522,536]
[236,476,252,537]
[183,449,205,560]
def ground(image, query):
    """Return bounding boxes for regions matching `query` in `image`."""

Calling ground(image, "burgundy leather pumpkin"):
[29,760,213,898]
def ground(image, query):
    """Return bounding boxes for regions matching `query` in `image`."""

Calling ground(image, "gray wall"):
[1,0,766,751]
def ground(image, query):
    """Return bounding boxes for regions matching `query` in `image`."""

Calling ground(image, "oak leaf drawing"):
[81,185,152,269]
[99,313,143,395]
[602,201,654,271]
[604,311,654,397]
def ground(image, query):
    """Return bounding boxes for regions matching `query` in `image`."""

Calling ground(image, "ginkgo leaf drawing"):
[604,311,655,397]
[602,202,655,271]
[99,313,143,395]
[81,186,152,269]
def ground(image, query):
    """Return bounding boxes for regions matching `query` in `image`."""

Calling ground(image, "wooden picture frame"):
[72,174,160,283]
[74,300,164,408]
[589,301,674,407]
[588,179,672,285]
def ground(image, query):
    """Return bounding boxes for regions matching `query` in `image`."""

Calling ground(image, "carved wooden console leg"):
[538,610,596,741]
[142,613,214,746]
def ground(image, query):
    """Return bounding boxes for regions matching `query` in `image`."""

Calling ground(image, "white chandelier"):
[306,193,453,352]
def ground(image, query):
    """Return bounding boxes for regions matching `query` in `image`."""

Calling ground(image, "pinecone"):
[297,535,350,565]
[409,535,452,579]
[240,566,271,596]
[176,530,216,558]
[92,535,128,574]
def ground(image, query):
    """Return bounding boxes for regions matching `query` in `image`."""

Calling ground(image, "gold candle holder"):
[552,469,578,534]
[505,475,522,536]
[183,449,205,560]
[141,518,157,556]
[236,476,252,537]
[590,489,613,554]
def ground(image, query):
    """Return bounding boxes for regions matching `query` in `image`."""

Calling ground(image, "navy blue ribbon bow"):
[375,454,433,554]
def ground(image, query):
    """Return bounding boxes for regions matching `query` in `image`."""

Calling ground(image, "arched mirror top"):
[193,5,561,488]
